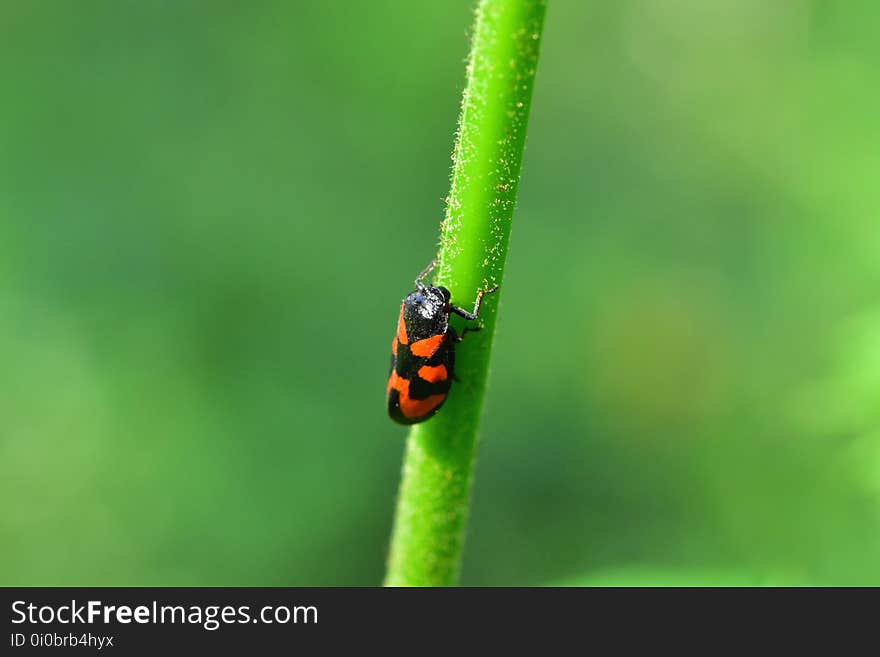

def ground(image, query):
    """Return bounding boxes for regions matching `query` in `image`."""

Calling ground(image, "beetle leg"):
[455,325,482,342]
[449,284,499,320]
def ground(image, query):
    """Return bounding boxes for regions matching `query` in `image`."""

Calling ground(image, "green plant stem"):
[385,0,546,587]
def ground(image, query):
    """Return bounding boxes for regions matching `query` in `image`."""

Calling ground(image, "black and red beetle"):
[386,259,498,425]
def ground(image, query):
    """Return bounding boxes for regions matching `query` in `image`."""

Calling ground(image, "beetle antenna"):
[415,258,437,289]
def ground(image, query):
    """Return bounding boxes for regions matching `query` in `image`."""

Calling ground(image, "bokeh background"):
[2,0,879,586]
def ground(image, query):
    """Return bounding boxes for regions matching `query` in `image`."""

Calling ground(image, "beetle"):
[387,259,498,425]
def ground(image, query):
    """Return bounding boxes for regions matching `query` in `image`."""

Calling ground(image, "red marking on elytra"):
[410,333,444,358]
[396,305,408,345]
[387,371,446,419]
[417,364,447,383]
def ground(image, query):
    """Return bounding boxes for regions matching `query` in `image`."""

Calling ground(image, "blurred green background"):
[2,0,879,586]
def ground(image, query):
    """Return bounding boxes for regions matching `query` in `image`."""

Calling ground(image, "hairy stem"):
[385,0,546,587]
